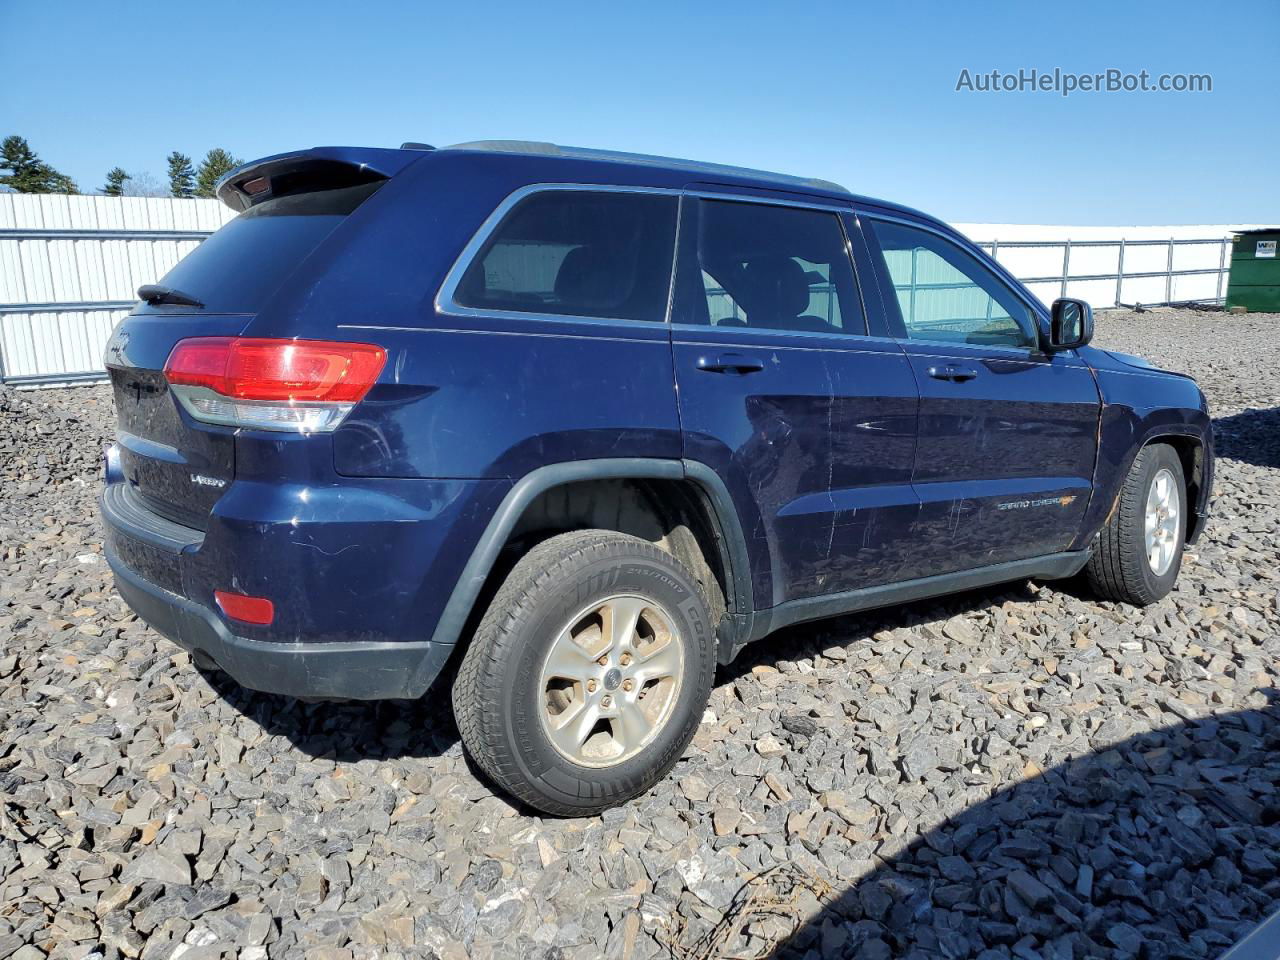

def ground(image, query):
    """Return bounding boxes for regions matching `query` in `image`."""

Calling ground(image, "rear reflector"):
[164,337,385,433]
[214,590,275,625]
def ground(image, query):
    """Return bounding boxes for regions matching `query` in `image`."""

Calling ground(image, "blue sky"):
[3,0,1276,225]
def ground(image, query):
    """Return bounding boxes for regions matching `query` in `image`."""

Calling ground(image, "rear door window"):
[134,181,382,314]
[674,198,865,335]
[450,190,678,322]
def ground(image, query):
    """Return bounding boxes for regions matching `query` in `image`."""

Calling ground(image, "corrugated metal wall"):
[0,194,234,384]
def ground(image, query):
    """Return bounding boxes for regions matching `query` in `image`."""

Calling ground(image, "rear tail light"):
[164,337,386,432]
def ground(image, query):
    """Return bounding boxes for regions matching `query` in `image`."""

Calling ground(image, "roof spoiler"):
[215,146,426,211]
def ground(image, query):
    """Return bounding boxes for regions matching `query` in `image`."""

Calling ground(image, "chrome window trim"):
[335,323,665,345]
[687,189,852,214]
[435,182,871,334]
[435,183,683,328]
[861,211,1045,353]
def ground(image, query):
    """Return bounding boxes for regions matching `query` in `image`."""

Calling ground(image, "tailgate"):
[106,314,250,530]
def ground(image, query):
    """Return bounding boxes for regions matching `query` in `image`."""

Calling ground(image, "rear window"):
[135,181,382,314]
[451,190,678,322]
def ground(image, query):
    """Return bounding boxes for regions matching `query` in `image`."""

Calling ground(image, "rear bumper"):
[106,539,451,699]
[100,475,465,700]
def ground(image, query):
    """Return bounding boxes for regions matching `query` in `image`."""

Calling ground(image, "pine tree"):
[167,151,195,198]
[102,167,131,196]
[193,148,242,198]
[0,135,78,194]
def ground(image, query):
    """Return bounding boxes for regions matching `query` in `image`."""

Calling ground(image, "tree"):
[167,151,195,198]
[0,135,77,194]
[102,167,131,196]
[194,148,242,198]
[122,171,170,198]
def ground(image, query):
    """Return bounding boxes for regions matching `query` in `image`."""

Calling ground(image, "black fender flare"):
[428,458,755,659]
[1078,422,1213,550]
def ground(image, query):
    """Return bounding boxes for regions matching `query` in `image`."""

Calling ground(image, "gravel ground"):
[2,308,1278,960]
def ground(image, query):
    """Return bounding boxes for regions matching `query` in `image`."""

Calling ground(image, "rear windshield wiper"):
[138,284,204,308]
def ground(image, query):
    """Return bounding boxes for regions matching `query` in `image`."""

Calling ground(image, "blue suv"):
[101,141,1213,814]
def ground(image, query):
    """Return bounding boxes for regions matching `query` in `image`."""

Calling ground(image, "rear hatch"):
[109,316,249,529]
[105,149,414,530]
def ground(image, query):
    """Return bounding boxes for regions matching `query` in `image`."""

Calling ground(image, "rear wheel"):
[452,530,715,816]
[1086,443,1186,605]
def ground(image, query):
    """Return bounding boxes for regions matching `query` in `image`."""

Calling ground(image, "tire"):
[452,530,716,816]
[1086,443,1186,605]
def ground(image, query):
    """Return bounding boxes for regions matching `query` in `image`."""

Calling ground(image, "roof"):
[1232,227,1280,236]
[443,140,850,197]
[217,140,941,229]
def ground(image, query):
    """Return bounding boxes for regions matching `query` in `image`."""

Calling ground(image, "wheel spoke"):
[615,700,652,750]
[543,641,595,682]
[546,700,598,757]
[633,639,682,682]
[605,596,647,651]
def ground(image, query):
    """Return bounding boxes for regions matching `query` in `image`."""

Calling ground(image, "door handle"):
[697,353,765,375]
[927,364,978,382]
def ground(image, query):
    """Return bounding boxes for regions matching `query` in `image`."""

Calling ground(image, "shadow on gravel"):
[197,666,462,762]
[772,691,1280,959]
[1214,407,1280,469]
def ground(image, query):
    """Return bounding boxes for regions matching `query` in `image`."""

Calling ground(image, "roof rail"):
[444,140,849,195]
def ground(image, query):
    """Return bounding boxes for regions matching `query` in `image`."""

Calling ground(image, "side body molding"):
[427,459,756,662]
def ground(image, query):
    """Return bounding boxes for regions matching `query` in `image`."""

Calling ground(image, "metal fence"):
[973,236,1232,310]
[0,194,233,386]
[0,193,1242,386]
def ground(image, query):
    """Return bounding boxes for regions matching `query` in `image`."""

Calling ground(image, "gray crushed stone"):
[1,307,1277,959]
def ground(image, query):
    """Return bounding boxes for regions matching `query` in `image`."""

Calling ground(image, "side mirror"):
[1047,298,1093,351]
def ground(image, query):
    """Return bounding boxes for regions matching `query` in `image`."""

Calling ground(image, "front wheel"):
[452,530,716,816]
[1086,443,1186,605]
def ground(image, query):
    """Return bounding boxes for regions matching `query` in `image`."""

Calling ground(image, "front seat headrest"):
[740,256,810,321]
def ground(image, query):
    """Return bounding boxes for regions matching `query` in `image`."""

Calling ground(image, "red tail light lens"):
[164,337,386,432]
[165,337,385,402]
[214,590,275,625]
